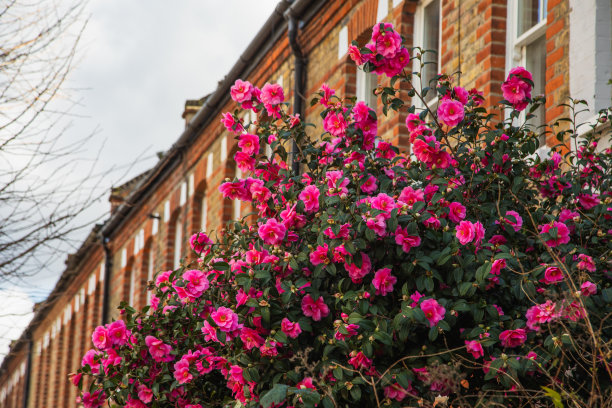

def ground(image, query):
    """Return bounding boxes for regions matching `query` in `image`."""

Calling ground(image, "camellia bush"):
[73,23,611,408]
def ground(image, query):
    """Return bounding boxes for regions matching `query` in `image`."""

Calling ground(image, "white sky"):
[0,0,279,360]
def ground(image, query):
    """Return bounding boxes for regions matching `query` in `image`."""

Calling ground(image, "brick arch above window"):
[348,0,378,45]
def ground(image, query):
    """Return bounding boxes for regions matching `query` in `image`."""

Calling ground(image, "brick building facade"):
[1,0,610,407]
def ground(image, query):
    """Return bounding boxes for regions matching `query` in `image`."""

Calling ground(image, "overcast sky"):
[1,0,279,360]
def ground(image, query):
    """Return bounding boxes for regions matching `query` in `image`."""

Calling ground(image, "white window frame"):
[413,0,442,111]
[506,0,548,136]
[356,69,378,108]
[174,218,182,269]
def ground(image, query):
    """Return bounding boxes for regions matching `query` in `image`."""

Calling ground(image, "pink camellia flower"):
[125,397,147,408]
[323,111,348,137]
[541,266,564,285]
[502,67,532,111]
[420,298,446,327]
[235,151,256,173]
[145,336,173,362]
[504,210,523,232]
[320,83,335,106]
[182,269,210,299]
[299,184,320,213]
[465,340,484,359]
[297,377,316,390]
[437,98,465,127]
[499,328,527,348]
[92,326,109,350]
[258,218,286,245]
[454,86,469,104]
[384,383,413,402]
[281,318,302,338]
[539,221,570,247]
[81,349,101,374]
[394,226,421,253]
[372,22,402,57]
[240,327,264,350]
[578,193,600,210]
[249,179,271,203]
[490,259,506,275]
[190,232,212,254]
[398,186,425,207]
[410,291,424,307]
[310,243,330,266]
[455,220,476,245]
[137,384,153,404]
[301,294,329,321]
[80,390,106,408]
[563,300,586,322]
[326,170,350,196]
[448,202,466,223]
[559,209,580,223]
[70,372,82,387]
[211,307,239,332]
[260,83,284,105]
[348,44,364,65]
[173,359,193,384]
[334,323,359,341]
[580,281,597,296]
[107,320,128,346]
[230,79,254,103]
[473,221,485,245]
[220,112,244,134]
[526,300,560,330]
[372,268,397,296]
[348,350,373,371]
[346,252,372,283]
[219,181,247,200]
[360,175,378,194]
[238,133,260,155]
[577,254,596,272]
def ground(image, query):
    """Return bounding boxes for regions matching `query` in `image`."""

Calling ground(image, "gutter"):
[285,2,307,175]
[100,236,112,324]
[22,336,31,408]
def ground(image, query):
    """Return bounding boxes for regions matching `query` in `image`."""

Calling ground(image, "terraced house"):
[0,0,610,407]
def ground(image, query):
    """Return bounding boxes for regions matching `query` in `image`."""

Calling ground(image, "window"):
[356,69,378,108]
[173,219,182,269]
[413,0,441,106]
[507,0,547,136]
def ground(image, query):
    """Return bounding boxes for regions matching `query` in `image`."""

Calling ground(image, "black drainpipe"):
[286,11,307,175]
[101,236,113,325]
[22,336,32,408]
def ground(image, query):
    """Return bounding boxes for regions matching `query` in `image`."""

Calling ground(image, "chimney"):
[182,98,205,128]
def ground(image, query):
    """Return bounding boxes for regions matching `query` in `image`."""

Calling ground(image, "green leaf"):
[458,282,473,296]
[350,386,362,401]
[260,384,289,408]
[291,388,321,406]
[541,386,564,408]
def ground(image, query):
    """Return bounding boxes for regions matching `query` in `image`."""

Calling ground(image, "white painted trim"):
[377,0,389,22]
[221,136,228,162]
[412,0,442,110]
[206,152,214,178]
[338,25,348,59]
